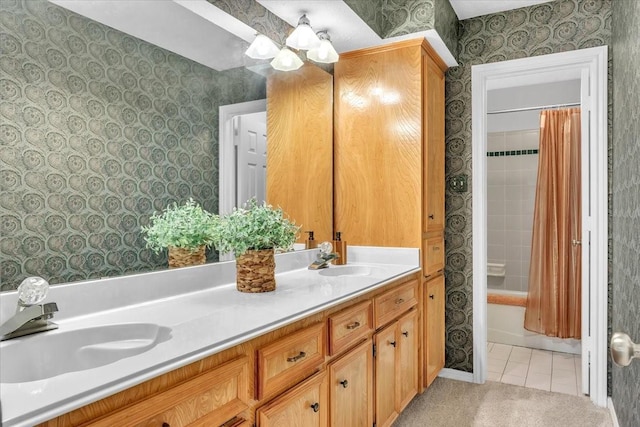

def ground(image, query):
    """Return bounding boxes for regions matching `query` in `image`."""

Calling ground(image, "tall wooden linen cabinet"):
[334,39,447,390]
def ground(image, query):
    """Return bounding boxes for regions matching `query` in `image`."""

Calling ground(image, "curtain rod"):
[487,102,580,115]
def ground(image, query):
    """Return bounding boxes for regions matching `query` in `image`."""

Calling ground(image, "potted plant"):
[214,199,299,293]
[141,199,217,268]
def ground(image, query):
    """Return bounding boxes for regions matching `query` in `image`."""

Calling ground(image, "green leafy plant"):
[214,199,299,256]
[141,199,217,254]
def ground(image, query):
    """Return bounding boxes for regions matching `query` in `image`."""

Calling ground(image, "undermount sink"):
[318,265,384,277]
[0,323,171,383]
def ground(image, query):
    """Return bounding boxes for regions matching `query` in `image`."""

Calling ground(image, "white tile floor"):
[487,342,583,396]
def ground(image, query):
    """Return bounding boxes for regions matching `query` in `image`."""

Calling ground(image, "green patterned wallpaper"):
[0,0,266,290]
[443,0,612,372]
[343,0,459,59]
[611,0,640,424]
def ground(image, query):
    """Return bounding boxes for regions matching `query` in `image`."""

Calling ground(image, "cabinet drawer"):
[87,356,250,427]
[256,371,327,427]
[328,301,373,355]
[423,235,444,277]
[257,323,326,400]
[374,280,418,328]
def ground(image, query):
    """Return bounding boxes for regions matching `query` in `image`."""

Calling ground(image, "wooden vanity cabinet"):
[334,38,447,389]
[256,371,328,427]
[374,310,419,427]
[425,275,446,387]
[328,339,374,427]
[84,356,250,427]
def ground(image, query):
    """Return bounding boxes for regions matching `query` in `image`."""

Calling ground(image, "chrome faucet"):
[0,277,59,341]
[308,242,340,270]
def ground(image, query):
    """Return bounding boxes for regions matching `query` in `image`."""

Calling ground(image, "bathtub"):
[487,289,581,354]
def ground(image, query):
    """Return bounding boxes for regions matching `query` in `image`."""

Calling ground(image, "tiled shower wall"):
[0,0,266,290]
[487,130,539,293]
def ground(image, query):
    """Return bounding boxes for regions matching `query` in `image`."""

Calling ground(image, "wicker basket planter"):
[235,249,276,293]
[168,246,206,269]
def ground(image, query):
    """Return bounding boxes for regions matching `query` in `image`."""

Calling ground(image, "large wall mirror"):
[0,0,333,291]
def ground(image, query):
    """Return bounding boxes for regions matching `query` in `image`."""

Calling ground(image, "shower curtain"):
[524,108,581,339]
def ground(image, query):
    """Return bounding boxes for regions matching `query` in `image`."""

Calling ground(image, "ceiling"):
[50,0,556,71]
[449,0,555,20]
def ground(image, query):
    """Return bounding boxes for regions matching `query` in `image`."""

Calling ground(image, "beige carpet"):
[394,378,613,427]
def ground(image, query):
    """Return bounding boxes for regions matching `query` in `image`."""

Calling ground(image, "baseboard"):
[608,397,620,427]
[438,368,474,382]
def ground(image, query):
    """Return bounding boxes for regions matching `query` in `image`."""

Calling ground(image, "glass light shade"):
[270,47,304,71]
[245,34,280,59]
[307,38,339,63]
[286,15,321,50]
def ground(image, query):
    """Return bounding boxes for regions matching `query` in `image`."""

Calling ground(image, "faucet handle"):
[17,277,50,308]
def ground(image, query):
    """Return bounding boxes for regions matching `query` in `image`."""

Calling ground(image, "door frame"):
[218,99,267,217]
[471,46,608,407]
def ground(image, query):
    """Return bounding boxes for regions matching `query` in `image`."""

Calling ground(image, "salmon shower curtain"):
[524,108,582,339]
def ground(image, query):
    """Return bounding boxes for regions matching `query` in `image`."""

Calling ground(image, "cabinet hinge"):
[373,343,377,358]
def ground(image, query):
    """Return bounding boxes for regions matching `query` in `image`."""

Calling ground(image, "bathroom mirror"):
[0,0,332,290]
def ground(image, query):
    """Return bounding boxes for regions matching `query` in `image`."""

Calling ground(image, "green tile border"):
[487,149,539,157]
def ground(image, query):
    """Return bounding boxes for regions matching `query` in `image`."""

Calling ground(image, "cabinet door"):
[425,275,445,387]
[334,43,423,248]
[256,372,328,427]
[374,324,398,427]
[396,309,419,411]
[328,340,373,427]
[423,54,445,233]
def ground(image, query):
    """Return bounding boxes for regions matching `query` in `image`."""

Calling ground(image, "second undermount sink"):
[318,265,384,277]
[0,323,171,383]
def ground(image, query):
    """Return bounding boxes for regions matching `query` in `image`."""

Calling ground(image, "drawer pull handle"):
[429,214,435,219]
[345,321,361,330]
[395,298,405,305]
[287,351,307,362]
[340,379,349,388]
[402,331,409,337]
[433,246,440,251]
[311,402,320,412]
[429,294,435,299]
[162,423,170,427]
[390,340,396,348]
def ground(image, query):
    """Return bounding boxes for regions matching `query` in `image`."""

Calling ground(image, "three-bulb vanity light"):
[244,14,339,71]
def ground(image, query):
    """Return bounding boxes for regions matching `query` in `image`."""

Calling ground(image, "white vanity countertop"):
[0,246,420,427]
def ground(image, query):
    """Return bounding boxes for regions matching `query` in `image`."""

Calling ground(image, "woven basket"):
[168,246,206,269]
[236,249,276,293]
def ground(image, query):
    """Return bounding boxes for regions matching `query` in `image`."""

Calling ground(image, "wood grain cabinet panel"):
[327,301,373,356]
[86,356,250,427]
[374,324,398,427]
[425,275,446,387]
[328,340,373,427]
[423,235,445,278]
[374,280,418,328]
[256,323,325,400]
[396,309,419,411]
[423,55,446,234]
[256,372,328,427]
[266,63,334,243]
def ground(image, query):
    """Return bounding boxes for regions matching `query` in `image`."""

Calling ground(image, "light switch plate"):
[450,175,468,193]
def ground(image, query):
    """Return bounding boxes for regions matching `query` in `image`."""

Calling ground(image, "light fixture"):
[286,14,321,50]
[270,47,304,71]
[307,31,339,64]
[245,34,280,59]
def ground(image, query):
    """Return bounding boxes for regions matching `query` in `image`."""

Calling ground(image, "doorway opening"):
[471,46,608,407]
[218,99,267,260]
[485,80,582,395]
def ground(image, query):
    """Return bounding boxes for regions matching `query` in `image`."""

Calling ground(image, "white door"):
[235,112,267,208]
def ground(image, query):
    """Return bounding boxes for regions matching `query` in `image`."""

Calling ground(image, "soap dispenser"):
[332,232,347,265]
[305,231,318,249]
